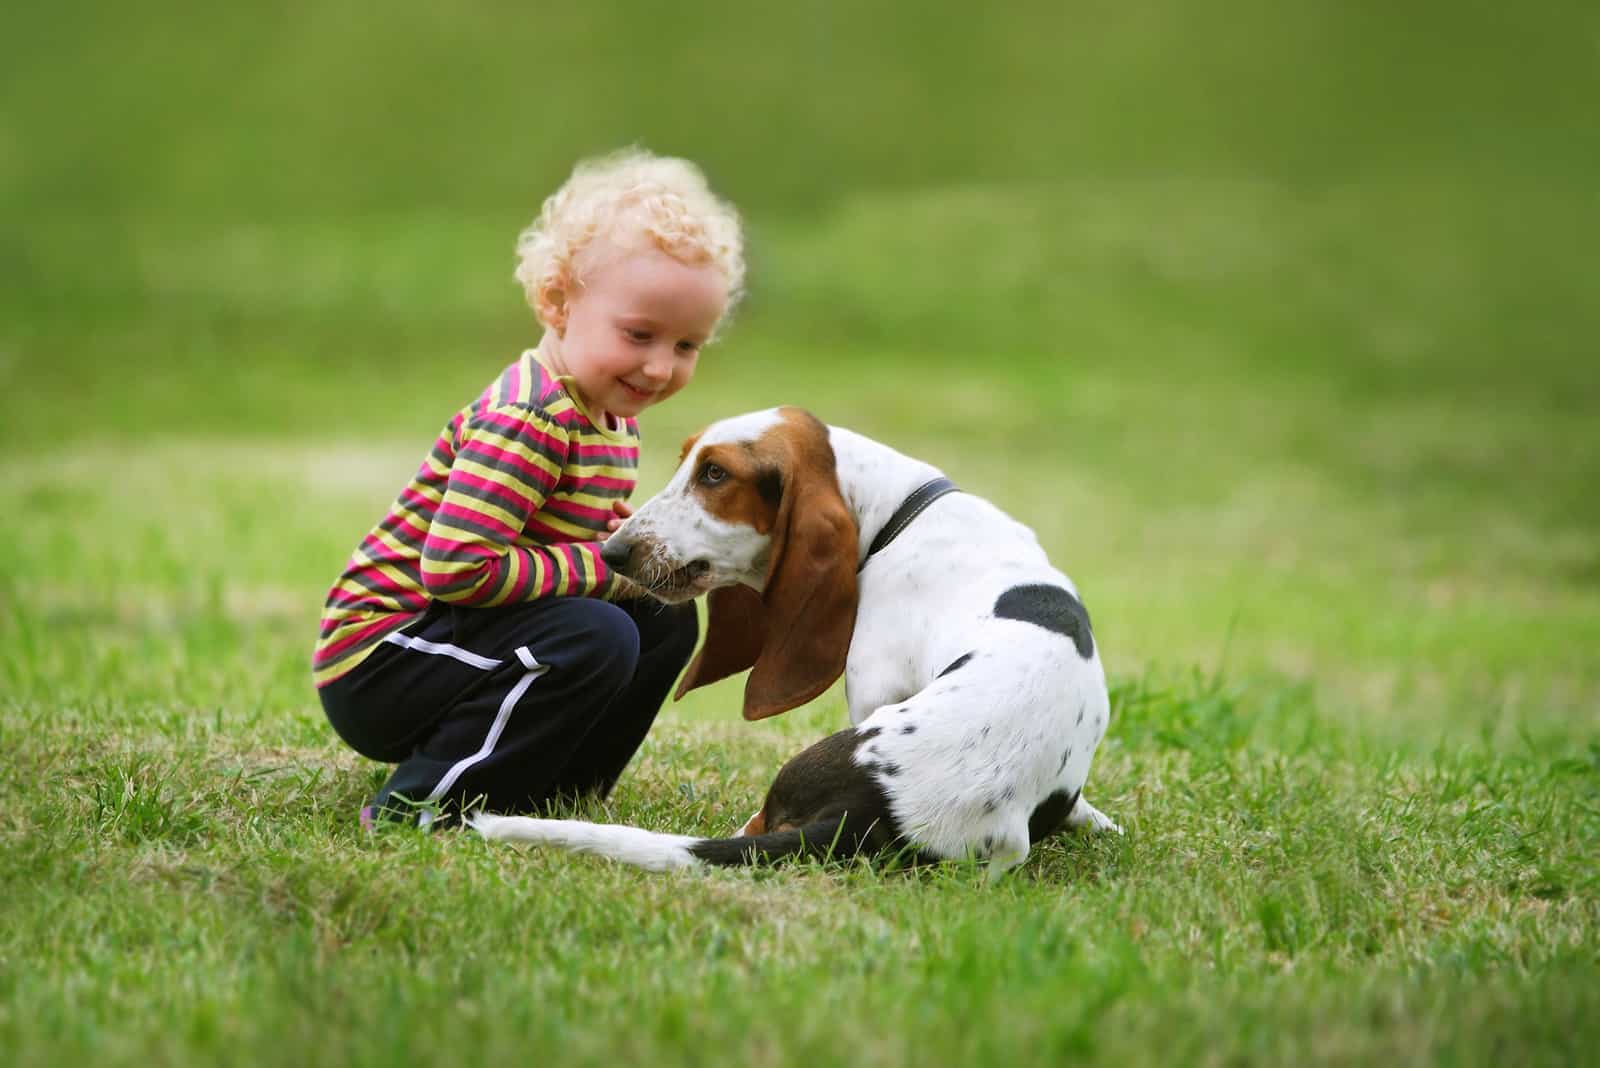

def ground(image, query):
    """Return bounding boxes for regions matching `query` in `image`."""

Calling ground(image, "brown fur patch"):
[676,406,860,722]
[677,430,704,463]
[691,441,781,534]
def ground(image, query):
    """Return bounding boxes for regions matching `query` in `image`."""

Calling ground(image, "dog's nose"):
[600,537,632,570]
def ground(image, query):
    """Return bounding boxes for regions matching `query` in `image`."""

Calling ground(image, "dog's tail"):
[467,812,886,871]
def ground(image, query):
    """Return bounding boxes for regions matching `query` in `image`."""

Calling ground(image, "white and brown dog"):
[470,407,1120,879]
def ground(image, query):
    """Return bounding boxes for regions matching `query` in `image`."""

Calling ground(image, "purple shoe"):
[359,805,377,832]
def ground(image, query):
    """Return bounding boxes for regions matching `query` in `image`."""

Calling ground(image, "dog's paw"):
[1069,798,1124,836]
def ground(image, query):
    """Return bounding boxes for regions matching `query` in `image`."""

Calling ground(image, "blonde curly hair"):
[515,149,745,334]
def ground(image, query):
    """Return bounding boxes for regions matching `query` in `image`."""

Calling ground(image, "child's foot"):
[360,798,453,831]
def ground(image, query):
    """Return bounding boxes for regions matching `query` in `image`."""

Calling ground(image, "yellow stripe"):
[437,487,526,532]
[520,511,603,541]
[490,550,524,606]
[373,560,418,592]
[549,545,573,591]
[329,579,403,613]
[557,487,628,510]
[471,421,568,468]
[420,451,452,481]
[563,464,637,482]
[421,551,487,578]
[360,526,422,562]
[453,454,560,496]
[427,514,522,550]
[525,547,548,595]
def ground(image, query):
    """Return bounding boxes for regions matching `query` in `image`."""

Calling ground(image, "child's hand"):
[604,500,647,600]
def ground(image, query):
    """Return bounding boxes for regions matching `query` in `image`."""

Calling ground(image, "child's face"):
[549,247,728,420]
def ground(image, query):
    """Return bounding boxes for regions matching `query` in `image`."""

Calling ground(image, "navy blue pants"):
[320,596,699,824]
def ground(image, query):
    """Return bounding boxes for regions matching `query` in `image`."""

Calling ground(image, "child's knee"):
[553,599,641,690]
[650,601,700,665]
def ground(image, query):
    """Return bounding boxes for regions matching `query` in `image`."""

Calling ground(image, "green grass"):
[3,2,1599,1064]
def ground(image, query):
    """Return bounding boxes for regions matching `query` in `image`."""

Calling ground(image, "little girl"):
[314,149,745,828]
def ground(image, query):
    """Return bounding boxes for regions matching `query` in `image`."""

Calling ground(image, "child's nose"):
[642,353,673,383]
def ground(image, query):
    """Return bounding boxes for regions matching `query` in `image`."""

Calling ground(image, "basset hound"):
[470,407,1120,879]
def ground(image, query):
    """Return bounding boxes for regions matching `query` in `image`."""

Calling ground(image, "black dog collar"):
[859,477,960,571]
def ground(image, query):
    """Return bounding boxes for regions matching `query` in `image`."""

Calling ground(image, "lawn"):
[2,3,1597,1065]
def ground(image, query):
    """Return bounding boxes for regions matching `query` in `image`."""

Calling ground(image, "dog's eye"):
[699,463,727,486]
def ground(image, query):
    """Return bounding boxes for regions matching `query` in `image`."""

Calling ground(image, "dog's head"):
[601,407,859,721]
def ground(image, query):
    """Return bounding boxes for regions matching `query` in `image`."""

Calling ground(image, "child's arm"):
[418,405,616,605]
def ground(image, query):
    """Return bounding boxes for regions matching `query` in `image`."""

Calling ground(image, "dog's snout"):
[600,537,632,570]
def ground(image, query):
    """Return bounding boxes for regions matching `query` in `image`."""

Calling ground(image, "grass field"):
[3,3,1598,1064]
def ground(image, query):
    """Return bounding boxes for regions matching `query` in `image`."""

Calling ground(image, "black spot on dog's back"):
[937,652,974,678]
[994,584,1094,658]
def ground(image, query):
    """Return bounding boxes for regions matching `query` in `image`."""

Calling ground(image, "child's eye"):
[623,328,652,343]
[676,340,700,355]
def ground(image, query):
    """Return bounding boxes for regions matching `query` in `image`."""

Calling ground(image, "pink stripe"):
[420,554,502,604]
[448,470,534,513]
[543,498,612,524]
[324,589,384,615]
[582,475,635,492]
[569,442,639,461]
[423,533,500,558]
[505,547,533,602]
[357,540,416,570]
[398,485,439,514]
[342,562,414,595]
[579,542,609,588]
[555,542,579,593]
[316,614,417,663]
[389,511,430,541]
[537,549,558,596]
[477,409,567,453]
[521,516,599,542]
[533,360,557,392]
[328,572,396,604]
[326,577,427,611]
[459,438,562,490]
[435,501,519,538]
[456,570,502,605]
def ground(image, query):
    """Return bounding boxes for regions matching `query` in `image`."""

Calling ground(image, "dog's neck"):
[826,425,948,566]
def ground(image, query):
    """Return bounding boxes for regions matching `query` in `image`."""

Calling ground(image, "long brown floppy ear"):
[674,584,766,700]
[740,413,859,720]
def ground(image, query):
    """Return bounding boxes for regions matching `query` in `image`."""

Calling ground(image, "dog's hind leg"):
[981,815,1032,884]
[1066,796,1122,835]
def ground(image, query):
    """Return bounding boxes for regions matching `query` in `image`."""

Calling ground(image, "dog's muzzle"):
[600,534,712,599]
[599,535,634,571]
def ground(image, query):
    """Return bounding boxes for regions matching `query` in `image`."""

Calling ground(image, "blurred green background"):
[5,0,1596,737]
[4,2,1600,1064]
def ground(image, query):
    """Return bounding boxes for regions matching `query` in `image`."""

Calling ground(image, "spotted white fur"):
[477,410,1120,879]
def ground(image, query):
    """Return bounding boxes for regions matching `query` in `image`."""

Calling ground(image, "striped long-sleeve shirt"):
[312,351,639,687]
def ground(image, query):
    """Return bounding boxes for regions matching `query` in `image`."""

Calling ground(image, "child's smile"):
[540,246,728,422]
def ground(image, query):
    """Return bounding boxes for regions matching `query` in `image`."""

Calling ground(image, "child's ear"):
[537,281,568,335]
